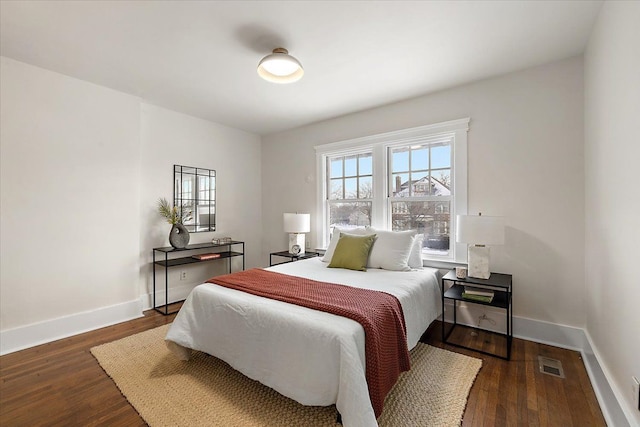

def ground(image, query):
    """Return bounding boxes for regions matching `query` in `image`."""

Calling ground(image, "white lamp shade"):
[456,215,505,245]
[283,213,310,233]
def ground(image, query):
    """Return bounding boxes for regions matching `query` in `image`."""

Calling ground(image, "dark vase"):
[169,223,190,249]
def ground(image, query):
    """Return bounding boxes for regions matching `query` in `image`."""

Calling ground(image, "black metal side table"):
[441,269,513,360]
[269,250,320,266]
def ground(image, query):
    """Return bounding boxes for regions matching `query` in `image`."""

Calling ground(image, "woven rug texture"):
[91,324,481,426]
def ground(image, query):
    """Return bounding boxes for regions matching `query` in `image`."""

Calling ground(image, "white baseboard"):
[0,283,200,356]
[0,298,144,356]
[140,282,198,310]
[583,331,635,427]
[441,303,630,427]
[514,316,630,426]
[512,315,587,351]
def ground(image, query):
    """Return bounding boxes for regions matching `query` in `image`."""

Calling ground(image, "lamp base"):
[468,245,491,279]
[288,233,306,255]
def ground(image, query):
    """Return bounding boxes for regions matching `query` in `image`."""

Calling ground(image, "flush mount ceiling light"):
[257,48,304,84]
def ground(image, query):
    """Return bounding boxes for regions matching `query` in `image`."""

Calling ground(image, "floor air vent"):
[538,356,565,378]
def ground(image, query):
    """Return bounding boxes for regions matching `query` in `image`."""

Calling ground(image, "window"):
[327,152,373,229]
[315,118,469,263]
[389,139,453,257]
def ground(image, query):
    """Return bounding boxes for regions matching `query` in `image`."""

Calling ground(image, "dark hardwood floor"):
[421,322,606,427]
[0,310,175,427]
[1,308,606,426]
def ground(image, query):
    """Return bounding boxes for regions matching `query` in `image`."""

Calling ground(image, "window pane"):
[431,169,451,195]
[330,158,343,178]
[345,155,357,177]
[431,145,451,169]
[411,147,429,170]
[411,171,429,196]
[358,176,373,199]
[329,202,372,228]
[328,152,373,201]
[392,173,409,196]
[392,149,410,173]
[359,154,372,175]
[344,177,358,199]
[391,200,451,255]
[329,179,343,200]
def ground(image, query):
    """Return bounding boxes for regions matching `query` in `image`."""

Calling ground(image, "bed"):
[165,256,441,427]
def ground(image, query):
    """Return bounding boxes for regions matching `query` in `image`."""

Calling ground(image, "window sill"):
[421,258,466,270]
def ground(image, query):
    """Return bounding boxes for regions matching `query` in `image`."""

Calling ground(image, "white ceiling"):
[0,1,602,136]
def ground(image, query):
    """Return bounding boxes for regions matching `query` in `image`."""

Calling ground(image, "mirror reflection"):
[174,165,216,232]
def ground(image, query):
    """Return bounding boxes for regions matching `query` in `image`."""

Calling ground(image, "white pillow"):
[321,227,373,262]
[366,229,416,271]
[408,234,424,268]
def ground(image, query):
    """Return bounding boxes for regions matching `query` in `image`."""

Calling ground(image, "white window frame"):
[315,117,469,264]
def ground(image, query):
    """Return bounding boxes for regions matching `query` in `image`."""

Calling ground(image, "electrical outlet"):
[306,241,310,249]
[633,376,639,411]
[180,271,187,281]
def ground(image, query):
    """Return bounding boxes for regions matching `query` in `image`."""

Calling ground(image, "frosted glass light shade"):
[456,215,505,245]
[283,213,310,233]
[258,48,304,84]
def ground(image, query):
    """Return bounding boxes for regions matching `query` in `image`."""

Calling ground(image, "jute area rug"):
[91,324,481,426]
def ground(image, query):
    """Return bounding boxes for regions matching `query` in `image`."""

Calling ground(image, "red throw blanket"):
[207,268,410,418]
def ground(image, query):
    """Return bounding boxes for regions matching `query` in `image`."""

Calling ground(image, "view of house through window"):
[389,140,452,256]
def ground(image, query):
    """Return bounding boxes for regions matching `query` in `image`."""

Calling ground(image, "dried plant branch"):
[157,197,192,225]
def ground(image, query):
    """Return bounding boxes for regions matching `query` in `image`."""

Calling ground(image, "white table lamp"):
[283,213,310,255]
[456,213,505,279]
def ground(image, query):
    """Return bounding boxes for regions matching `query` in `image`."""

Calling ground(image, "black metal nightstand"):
[269,250,320,266]
[441,269,513,360]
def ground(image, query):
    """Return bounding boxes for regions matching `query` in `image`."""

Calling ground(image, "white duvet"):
[165,258,441,427]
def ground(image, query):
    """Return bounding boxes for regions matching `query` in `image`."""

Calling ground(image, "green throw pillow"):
[328,233,376,271]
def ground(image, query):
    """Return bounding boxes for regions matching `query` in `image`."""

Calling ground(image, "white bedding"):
[165,258,441,427]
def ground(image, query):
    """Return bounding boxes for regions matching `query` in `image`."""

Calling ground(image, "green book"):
[464,286,494,297]
[462,292,494,303]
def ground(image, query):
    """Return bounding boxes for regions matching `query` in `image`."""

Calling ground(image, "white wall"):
[138,104,262,305]
[0,57,262,352]
[585,1,640,425]
[262,57,586,329]
[0,56,142,332]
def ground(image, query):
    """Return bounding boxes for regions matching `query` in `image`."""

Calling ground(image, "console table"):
[152,241,245,315]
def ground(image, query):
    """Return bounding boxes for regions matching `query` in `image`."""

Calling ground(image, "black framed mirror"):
[174,165,216,232]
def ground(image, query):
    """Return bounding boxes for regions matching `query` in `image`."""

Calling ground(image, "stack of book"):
[462,286,494,303]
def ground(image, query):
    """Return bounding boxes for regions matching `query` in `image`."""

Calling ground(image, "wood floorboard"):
[1,310,606,426]
[424,322,606,427]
